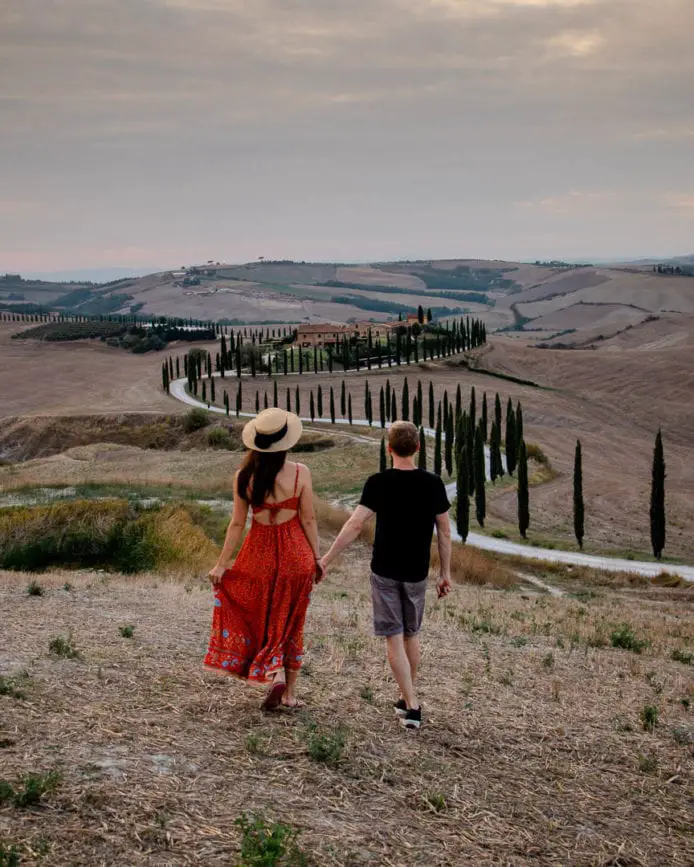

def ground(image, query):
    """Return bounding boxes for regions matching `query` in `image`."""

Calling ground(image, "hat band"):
[254,421,289,450]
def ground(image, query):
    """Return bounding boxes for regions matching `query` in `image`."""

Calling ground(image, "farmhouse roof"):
[296,323,349,334]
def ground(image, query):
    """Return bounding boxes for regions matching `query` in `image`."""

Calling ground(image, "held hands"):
[314,557,326,585]
[208,564,227,585]
[436,574,452,599]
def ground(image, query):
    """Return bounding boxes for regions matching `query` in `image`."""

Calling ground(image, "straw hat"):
[242,408,303,453]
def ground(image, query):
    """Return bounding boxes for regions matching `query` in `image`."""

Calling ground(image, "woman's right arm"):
[297,464,321,564]
[209,473,249,583]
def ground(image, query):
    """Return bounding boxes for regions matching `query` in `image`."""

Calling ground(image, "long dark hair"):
[237,450,288,508]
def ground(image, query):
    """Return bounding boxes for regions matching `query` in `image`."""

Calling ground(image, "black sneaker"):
[401,706,423,730]
[394,699,407,718]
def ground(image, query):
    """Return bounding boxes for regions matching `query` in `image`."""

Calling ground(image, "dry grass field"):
[1,547,693,866]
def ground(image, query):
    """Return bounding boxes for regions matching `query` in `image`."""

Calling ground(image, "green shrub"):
[610,624,649,654]
[0,770,61,808]
[207,427,234,449]
[304,722,346,767]
[235,812,307,866]
[0,674,28,700]
[119,625,135,639]
[671,648,693,666]
[48,633,80,660]
[26,580,44,597]
[641,705,658,733]
[183,408,210,433]
[0,842,21,867]
[525,442,549,465]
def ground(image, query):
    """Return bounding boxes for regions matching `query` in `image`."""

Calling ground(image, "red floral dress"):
[204,465,316,683]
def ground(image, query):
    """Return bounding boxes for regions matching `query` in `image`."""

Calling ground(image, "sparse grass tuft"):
[119,624,135,639]
[638,754,658,774]
[235,811,307,866]
[671,648,693,666]
[542,652,555,671]
[48,633,81,660]
[0,673,28,700]
[303,721,346,767]
[0,843,20,867]
[0,769,61,808]
[422,791,447,813]
[245,732,266,756]
[207,426,235,450]
[27,580,44,596]
[610,623,649,654]
[359,685,374,704]
[641,705,659,733]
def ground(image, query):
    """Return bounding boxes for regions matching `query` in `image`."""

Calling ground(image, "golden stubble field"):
[1,547,693,865]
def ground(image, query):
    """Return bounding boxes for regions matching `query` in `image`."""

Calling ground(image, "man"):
[320,421,452,729]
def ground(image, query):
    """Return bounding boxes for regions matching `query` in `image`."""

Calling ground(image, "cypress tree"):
[505,398,517,475]
[224,390,229,415]
[650,430,666,559]
[286,387,291,412]
[455,384,462,422]
[466,412,475,497]
[474,424,486,527]
[365,384,373,426]
[489,421,499,483]
[515,401,524,453]
[263,391,269,409]
[444,410,454,476]
[310,391,315,422]
[417,380,423,424]
[380,437,387,473]
[330,387,336,423]
[428,381,435,430]
[443,390,449,427]
[348,393,353,425]
[341,380,346,417]
[202,380,207,403]
[236,381,242,416]
[418,427,427,470]
[298,348,304,375]
[255,390,260,413]
[386,379,392,420]
[250,350,256,378]
[517,440,529,539]
[317,385,323,418]
[391,391,397,422]
[295,385,301,415]
[379,386,386,428]
[210,376,216,404]
[402,378,410,421]
[573,439,585,549]
[456,445,470,542]
[434,412,443,476]
[469,386,476,431]
[175,357,180,378]
[273,380,278,407]
[494,393,502,434]
[482,393,488,442]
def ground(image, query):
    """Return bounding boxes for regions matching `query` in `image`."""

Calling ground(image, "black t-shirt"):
[359,469,451,582]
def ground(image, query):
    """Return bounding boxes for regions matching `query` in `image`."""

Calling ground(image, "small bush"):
[304,723,346,767]
[27,580,44,597]
[119,624,135,639]
[671,648,693,666]
[638,754,658,774]
[611,624,649,654]
[207,427,234,449]
[235,812,306,866]
[63,582,73,592]
[0,843,20,867]
[511,636,527,648]
[422,791,447,813]
[525,442,549,465]
[542,652,555,671]
[0,674,28,700]
[48,633,80,660]
[359,685,374,704]
[641,705,658,733]
[0,770,61,808]
[245,732,266,756]
[183,408,210,433]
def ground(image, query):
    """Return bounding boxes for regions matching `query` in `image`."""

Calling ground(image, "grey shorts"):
[370,573,428,637]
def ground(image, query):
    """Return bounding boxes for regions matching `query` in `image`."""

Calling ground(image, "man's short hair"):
[388,421,419,458]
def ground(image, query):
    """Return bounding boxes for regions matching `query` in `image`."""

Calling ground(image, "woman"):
[204,407,322,710]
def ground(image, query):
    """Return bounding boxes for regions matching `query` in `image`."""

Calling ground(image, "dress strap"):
[293,463,300,497]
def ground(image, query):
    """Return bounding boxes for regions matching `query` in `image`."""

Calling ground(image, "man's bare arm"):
[435,512,452,597]
[321,505,374,570]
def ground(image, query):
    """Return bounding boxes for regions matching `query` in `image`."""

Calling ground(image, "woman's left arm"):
[209,473,249,583]
[297,464,321,563]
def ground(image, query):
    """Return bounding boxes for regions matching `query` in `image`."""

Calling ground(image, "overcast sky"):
[2,0,693,276]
